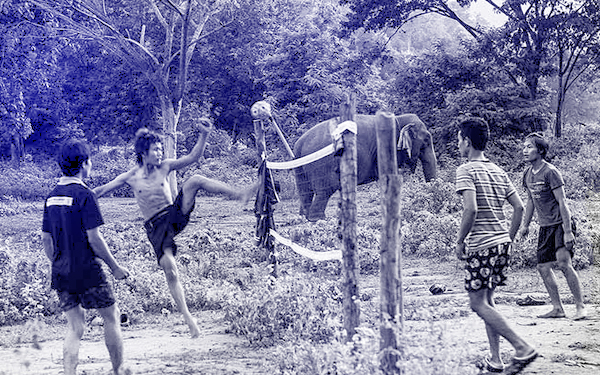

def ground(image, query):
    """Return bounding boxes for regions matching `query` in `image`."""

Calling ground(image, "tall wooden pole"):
[376,111,403,374]
[338,95,360,341]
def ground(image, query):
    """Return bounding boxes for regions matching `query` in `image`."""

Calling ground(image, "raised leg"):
[159,249,201,338]
[63,305,85,375]
[98,304,125,374]
[180,175,257,215]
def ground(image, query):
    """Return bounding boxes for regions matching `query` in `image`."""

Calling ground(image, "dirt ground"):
[1,284,598,375]
[1,196,599,374]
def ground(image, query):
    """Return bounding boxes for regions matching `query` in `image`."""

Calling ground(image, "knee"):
[100,306,120,326]
[536,263,550,274]
[69,320,85,338]
[188,175,208,189]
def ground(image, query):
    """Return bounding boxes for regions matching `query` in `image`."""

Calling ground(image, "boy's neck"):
[143,162,158,175]
[530,158,545,171]
[468,149,486,162]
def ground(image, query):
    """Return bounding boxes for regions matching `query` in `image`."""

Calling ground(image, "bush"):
[223,269,344,347]
[0,161,59,201]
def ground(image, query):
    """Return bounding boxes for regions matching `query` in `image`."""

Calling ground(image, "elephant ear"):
[398,124,414,159]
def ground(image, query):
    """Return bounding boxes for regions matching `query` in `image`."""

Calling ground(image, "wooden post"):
[337,95,360,341]
[376,111,403,374]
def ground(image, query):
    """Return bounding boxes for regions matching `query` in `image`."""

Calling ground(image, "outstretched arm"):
[93,169,134,198]
[165,119,213,172]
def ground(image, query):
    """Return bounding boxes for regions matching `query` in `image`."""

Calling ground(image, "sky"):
[470,0,508,27]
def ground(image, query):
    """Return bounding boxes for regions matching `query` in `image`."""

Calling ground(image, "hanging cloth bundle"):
[254,158,279,265]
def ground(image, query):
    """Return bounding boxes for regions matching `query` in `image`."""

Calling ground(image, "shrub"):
[223,269,344,347]
[0,161,59,201]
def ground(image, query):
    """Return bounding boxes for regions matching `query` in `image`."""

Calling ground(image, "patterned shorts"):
[464,243,510,292]
[57,283,116,312]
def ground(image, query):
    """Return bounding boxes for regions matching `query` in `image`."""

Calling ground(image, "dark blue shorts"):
[57,283,116,312]
[537,223,574,264]
[144,190,193,263]
[464,243,510,292]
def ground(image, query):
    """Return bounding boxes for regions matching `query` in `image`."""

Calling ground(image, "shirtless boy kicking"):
[94,120,255,337]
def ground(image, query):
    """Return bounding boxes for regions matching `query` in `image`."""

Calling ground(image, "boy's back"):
[456,160,515,251]
[43,179,106,293]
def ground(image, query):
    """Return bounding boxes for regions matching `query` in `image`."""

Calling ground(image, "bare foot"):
[573,307,587,321]
[116,365,133,375]
[185,317,201,338]
[537,308,566,319]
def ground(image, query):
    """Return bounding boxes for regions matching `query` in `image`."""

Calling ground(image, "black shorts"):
[464,243,510,292]
[537,223,574,264]
[144,190,194,263]
[57,283,116,312]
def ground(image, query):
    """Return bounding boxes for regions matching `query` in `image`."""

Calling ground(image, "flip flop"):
[484,357,505,373]
[516,295,546,306]
[505,350,539,375]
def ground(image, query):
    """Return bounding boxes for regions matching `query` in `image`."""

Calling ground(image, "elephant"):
[294,113,437,221]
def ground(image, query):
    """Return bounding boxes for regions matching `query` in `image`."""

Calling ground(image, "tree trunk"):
[10,133,23,167]
[158,94,179,199]
[555,85,564,138]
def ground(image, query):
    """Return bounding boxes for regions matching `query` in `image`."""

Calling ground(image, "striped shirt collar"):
[57,177,87,187]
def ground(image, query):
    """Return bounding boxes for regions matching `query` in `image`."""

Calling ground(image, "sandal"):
[485,358,504,373]
[505,350,539,375]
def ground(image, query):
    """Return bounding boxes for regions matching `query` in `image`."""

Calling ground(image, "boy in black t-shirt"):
[42,140,129,375]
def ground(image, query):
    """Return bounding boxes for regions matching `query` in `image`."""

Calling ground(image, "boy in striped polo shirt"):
[455,118,537,374]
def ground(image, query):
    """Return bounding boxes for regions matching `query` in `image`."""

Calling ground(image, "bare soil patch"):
[0,195,598,374]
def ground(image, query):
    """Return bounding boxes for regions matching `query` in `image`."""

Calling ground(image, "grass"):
[1,148,599,373]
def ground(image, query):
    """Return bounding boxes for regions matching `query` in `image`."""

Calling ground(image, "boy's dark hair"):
[525,132,549,160]
[59,139,90,177]
[459,117,489,151]
[134,128,162,166]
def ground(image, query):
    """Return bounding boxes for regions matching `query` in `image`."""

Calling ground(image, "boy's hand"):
[455,242,468,260]
[112,265,129,280]
[518,226,529,242]
[564,231,575,251]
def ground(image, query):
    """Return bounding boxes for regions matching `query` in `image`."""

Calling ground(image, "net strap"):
[270,229,342,261]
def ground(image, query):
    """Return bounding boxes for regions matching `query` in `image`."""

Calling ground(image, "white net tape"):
[264,120,357,262]
[270,229,342,261]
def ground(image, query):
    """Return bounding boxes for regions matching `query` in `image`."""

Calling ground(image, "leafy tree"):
[550,1,600,136]
[0,0,66,163]
[253,0,385,145]
[341,0,600,137]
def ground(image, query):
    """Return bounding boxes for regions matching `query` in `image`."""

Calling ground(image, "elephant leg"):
[308,188,336,222]
[295,166,314,218]
[307,164,338,221]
